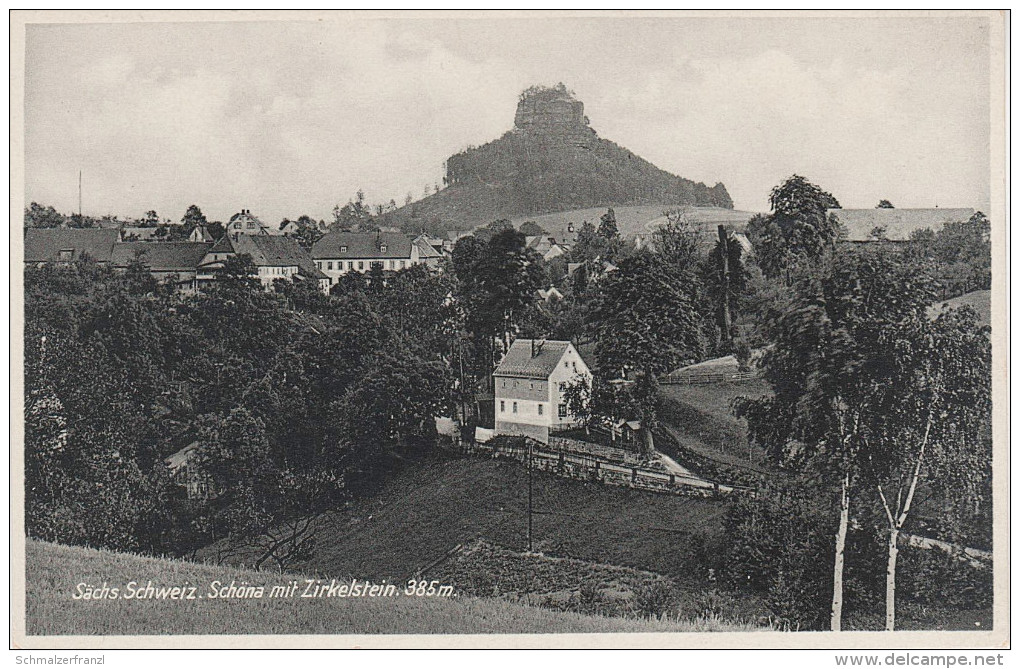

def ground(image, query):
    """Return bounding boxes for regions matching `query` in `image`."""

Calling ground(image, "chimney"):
[531,339,545,358]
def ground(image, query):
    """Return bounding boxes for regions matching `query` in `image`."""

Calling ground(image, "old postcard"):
[9,10,1009,653]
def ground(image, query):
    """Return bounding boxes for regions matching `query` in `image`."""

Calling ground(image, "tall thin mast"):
[78,170,82,217]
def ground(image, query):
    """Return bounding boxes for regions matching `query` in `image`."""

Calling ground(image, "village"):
[22,76,995,639]
[24,198,989,493]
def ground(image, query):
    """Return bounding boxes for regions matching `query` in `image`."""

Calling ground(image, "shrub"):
[634,581,674,618]
[898,547,992,610]
[719,482,836,629]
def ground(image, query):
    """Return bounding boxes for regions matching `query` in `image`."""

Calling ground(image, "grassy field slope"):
[928,290,991,328]
[26,540,751,636]
[658,380,775,475]
[280,456,728,584]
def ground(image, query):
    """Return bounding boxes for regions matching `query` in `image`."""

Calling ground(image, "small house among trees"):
[492,338,591,444]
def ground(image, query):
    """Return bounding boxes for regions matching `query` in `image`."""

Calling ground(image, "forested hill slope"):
[380,84,733,233]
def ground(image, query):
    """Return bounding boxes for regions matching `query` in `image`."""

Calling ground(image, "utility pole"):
[527,439,533,552]
[78,170,82,219]
[458,336,468,426]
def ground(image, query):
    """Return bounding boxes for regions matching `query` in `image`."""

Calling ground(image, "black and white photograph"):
[10,9,1008,653]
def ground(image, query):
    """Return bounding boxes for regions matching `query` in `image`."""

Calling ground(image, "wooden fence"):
[450,437,753,499]
[659,370,759,386]
[547,435,646,468]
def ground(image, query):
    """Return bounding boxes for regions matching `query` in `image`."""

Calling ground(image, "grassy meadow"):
[25,540,756,635]
[269,456,729,584]
[658,379,775,473]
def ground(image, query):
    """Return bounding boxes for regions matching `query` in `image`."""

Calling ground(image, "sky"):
[23,14,993,225]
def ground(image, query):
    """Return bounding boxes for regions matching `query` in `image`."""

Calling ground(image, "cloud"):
[598,45,986,211]
[23,17,991,223]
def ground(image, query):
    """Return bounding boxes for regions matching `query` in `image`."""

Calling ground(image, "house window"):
[502,380,506,388]
[380,244,387,253]
[328,261,333,270]
[558,404,567,419]
[400,260,406,269]
[358,261,364,270]
[340,245,348,253]
[316,261,322,269]
[500,400,505,413]
[538,404,544,416]
[559,382,566,392]
[572,362,577,371]
[246,221,255,229]
[529,382,534,390]
[564,361,569,368]
[347,261,353,270]
[512,402,518,414]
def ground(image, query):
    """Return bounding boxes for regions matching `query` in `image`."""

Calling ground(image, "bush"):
[720,482,837,630]
[634,581,674,618]
[899,547,992,610]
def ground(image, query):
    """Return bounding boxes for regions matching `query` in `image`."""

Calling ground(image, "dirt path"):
[656,451,697,478]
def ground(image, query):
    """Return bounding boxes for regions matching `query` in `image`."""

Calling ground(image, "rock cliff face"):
[513,84,588,133]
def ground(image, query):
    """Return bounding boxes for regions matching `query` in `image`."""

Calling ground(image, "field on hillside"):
[928,289,991,328]
[25,540,755,636]
[511,205,666,237]
[510,205,759,240]
[272,456,729,584]
[659,379,774,475]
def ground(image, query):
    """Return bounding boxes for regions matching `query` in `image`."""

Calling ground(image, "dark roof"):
[233,235,327,279]
[525,235,554,252]
[111,242,212,272]
[208,235,233,254]
[829,208,976,242]
[24,228,119,263]
[413,235,443,259]
[493,339,572,379]
[312,232,413,260]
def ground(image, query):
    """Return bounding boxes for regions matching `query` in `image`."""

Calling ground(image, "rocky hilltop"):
[380,84,733,233]
[513,84,589,134]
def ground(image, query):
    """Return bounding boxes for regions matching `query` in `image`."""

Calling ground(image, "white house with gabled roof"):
[492,338,591,443]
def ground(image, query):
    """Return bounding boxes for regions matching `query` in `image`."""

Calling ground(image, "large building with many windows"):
[492,338,591,443]
[311,232,434,285]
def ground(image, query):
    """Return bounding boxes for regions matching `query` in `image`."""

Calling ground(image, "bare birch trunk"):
[831,472,850,631]
[878,414,932,633]
[886,527,899,631]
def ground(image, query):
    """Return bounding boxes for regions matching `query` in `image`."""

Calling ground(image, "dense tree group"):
[25,257,454,567]
[729,183,992,630]
[23,174,993,628]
